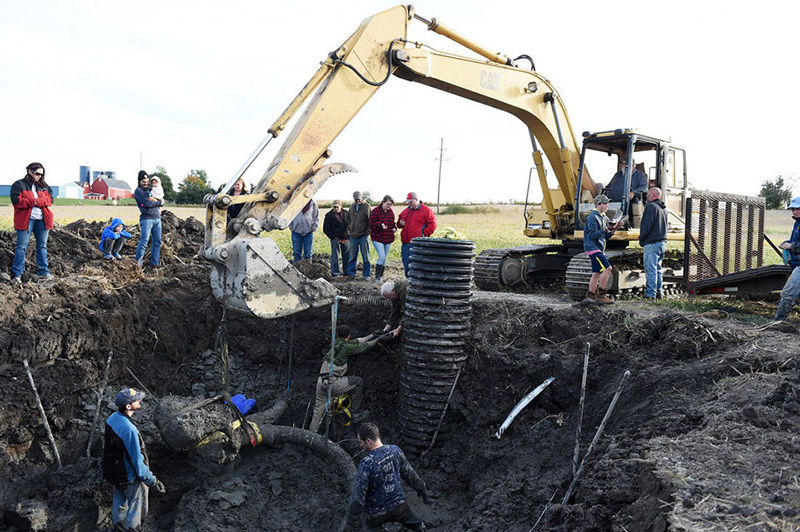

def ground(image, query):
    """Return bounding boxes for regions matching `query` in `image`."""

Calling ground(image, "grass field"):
[0,203,794,265]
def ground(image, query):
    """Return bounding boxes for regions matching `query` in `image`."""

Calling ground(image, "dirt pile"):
[0,214,799,531]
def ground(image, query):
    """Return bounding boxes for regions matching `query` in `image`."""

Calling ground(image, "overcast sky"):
[2,0,797,204]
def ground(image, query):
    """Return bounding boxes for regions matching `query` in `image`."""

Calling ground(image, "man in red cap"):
[397,192,437,277]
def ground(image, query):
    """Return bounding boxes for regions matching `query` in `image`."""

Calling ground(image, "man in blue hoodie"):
[99,218,132,259]
[773,196,800,322]
[103,388,165,530]
[638,187,668,300]
[133,171,163,268]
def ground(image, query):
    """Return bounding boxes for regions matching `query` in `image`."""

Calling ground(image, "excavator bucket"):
[209,237,337,319]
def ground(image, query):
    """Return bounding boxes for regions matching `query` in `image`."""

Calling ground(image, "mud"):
[1,214,799,531]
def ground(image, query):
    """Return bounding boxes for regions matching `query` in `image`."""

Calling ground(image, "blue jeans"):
[348,235,370,277]
[643,241,666,298]
[329,238,350,276]
[13,218,50,277]
[135,218,162,266]
[401,243,412,277]
[291,232,313,262]
[113,482,149,530]
[774,266,800,321]
[372,241,392,266]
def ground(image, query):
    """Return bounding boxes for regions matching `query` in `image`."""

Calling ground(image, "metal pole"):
[86,351,114,457]
[572,343,590,476]
[324,296,343,439]
[562,370,631,505]
[23,359,62,470]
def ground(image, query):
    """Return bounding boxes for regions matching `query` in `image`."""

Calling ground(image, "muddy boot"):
[584,290,596,301]
[375,264,384,282]
[595,288,614,304]
[773,297,796,322]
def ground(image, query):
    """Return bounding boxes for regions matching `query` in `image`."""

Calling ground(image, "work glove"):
[377,332,395,343]
[153,479,166,493]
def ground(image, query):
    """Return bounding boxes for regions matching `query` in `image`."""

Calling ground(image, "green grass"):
[439,205,500,215]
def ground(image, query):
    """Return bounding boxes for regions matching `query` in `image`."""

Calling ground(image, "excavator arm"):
[203,4,594,319]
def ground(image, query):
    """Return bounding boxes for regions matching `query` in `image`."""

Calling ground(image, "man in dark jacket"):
[103,388,165,530]
[323,199,350,276]
[10,162,55,282]
[347,191,372,278]
[133,171,163,268]
[773,196,800,322]
[638,187,669,300]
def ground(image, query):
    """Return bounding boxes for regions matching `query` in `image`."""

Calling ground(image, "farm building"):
[83,177,133,200]
[52,182,85,199]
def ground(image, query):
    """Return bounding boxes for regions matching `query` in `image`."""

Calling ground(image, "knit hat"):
[137,170,149,182]
[115,388,145,408]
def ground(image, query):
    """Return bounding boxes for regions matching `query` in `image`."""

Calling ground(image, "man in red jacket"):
[397,192,437,277]
[11,162,55,283]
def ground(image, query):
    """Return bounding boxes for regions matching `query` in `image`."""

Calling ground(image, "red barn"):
[83,177,133,200]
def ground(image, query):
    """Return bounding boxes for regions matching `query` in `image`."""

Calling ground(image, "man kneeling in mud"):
[309,325,395,434]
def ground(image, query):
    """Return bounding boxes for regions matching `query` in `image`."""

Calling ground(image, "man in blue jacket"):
[583,194,622,304]
[133,171,163,268]
[103,388,165,530]
[638,187,668,300]
[344,422,428,531]
[773,197,800,322]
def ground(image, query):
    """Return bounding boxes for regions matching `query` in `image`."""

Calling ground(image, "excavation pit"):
[0,214,799,530]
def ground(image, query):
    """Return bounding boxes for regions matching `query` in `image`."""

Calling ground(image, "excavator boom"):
[204,4,594,318]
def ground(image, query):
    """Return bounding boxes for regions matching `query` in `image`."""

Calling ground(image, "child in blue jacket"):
[99,218,132,259]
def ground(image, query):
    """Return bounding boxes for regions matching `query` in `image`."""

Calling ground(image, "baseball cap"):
[788,197,800,209]
[593,194,610,204]
[406,192,419,202]
[115,388,146,408]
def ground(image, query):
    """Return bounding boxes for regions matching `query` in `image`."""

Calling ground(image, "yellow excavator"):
[201,4,733,318]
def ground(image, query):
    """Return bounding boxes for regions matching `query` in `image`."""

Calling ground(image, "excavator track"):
[565,249,685,301]
[474,245,564,291]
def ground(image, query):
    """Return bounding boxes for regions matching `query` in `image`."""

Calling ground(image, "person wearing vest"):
[103,388,165,530]
[11,162,55,282]
[309,325,392,434]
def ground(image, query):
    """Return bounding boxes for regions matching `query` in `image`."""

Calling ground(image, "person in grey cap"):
[583,194,622,304]
[347,191,372,278]
[103,388,165,530]
[773,196,800,322]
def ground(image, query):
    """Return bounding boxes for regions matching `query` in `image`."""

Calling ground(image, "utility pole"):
[435,138,448,214]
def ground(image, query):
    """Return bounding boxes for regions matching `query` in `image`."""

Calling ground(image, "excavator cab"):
[575,129,689,235]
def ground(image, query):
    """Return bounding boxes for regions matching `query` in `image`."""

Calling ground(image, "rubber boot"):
[773,297,796,322]
[584,290,596,301]
[596,287,614,304]
[375,264,384,283]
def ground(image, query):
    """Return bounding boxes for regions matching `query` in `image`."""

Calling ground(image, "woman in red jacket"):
[369,195,397,282]
[11,162,54,282]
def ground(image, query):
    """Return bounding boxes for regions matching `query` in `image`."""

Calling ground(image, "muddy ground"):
[0,212,799,531]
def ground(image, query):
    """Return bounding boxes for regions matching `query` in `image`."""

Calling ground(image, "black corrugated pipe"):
[397,238,475,451]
